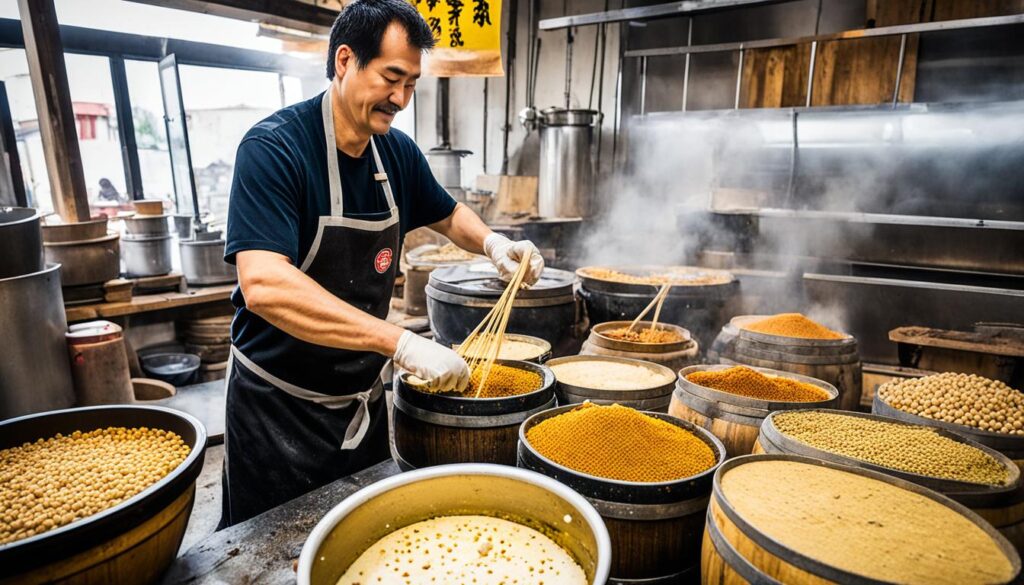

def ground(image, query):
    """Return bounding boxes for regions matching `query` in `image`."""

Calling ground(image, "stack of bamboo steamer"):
[182,315,231,381]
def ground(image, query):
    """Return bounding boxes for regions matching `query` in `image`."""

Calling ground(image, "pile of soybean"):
[0,427,191,544]
[878,372,1024,435]
[772,411,1010,486]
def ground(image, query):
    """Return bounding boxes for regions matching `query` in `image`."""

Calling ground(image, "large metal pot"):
[124,214,170,237]
[180,238,236,285]
[122,234,173,278]
[42,232,121,287]
[538,108,599,218]
[0,264,75,420]
[298,463,611,585]
[0,207,43,279]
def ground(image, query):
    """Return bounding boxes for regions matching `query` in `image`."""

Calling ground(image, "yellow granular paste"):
[455,337,544,361]
[686,366,829,402]
[463,364,542,398]
[526,403,716,482]
[336,515,586,585]
[721,460,1015,584]
[773,411,1010,486]
[742,313,844,340]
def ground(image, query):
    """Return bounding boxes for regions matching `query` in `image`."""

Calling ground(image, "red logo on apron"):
[374,248,393,274]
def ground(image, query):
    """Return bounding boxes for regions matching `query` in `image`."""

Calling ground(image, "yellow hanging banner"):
[409,0,504,77]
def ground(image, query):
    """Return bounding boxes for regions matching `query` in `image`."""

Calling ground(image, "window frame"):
[0,16,320,202]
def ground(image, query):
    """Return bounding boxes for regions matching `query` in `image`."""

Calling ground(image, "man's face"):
[334,22,421,135]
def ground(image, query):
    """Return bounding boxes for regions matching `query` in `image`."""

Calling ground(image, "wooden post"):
[18,0,91,222]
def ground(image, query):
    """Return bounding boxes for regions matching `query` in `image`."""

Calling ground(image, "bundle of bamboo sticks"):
[456,250,534,398]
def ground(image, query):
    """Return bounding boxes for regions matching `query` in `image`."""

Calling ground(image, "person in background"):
[219,0,544,527]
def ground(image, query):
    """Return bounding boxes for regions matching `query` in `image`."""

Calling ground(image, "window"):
[64,53,128,208]
[0,48,49,211]
[125,59,176,208]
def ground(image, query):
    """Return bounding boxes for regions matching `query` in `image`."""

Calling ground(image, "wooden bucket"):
[759,408,1024,553]
[713,315,863,412]
[581,321,701,373]
[873,394,1024,551]
[519,404,726,583]
[547,355,678,412]
[392,360,556,470]
[670,364,839,457]
[702,454,1022,585]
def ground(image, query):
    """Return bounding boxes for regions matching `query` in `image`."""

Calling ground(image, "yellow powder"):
[720,460,1015,584]
[526,403,716,482]
[742,313,844,340]
[336,515,586,585]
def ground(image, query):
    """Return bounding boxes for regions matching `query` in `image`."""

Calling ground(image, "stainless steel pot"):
[122,234,173,278]
[179,238,235,285]
[0,207,43,279]
[43,232,121,287]
[124,215,170,237]
[298,463,611,585]
[0,264,75,419]
[538,108,599,219]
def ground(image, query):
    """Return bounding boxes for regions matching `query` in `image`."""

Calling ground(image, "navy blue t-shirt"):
[226,92,456,388]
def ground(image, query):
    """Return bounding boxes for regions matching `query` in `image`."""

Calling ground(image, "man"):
[221,0,543,526]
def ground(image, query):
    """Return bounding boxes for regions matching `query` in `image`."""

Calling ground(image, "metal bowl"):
[0,405,207,582]
[141,353,201,387]
[298,463,611,585]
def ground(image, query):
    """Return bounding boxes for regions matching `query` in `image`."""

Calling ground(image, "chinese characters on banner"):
[409,0,504,77]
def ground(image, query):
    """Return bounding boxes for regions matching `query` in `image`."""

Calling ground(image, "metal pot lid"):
[428,262,575,299]
[67,320,123,343]
[539,107,599,126]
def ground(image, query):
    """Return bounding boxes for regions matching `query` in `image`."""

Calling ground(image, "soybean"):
[0,427,190,545]
[773,411,1010,486]
[878,372,1024,435]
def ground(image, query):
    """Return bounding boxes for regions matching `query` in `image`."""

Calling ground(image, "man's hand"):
[483,233,545,286]
[393,330,471,392]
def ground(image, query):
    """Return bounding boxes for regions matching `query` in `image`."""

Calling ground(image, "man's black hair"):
[326,0,436,79]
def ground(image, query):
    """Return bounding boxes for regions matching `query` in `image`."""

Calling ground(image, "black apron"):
[220,92,399,527]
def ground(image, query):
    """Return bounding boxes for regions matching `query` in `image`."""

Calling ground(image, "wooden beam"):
[127,0,338,35]
[17,0,90,222]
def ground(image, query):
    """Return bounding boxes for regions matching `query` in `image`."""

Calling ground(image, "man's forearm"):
[429,202,492,254]
[237,250,405,356]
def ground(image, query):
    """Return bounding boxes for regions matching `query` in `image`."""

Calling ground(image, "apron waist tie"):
[229,346,383,450]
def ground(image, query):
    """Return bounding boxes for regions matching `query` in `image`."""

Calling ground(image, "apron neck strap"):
[322,91,398,217]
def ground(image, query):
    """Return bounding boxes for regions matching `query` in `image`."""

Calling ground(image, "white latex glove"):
[393,330,470,393]
[483,233,545,286]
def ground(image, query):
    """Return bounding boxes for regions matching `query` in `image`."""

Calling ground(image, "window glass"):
[178,65,283,221]
[63,53,129,212]
[0,48,50,212]
[125,59,176,208]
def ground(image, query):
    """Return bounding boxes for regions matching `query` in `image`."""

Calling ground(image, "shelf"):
[538,0,794,31]
[65,284,235,322]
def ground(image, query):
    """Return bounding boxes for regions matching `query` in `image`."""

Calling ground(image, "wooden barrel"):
[547,355,678,412]
[519,404,726,583]
[670,365,839,457]
[702,454,1022,585]
[0,405,207,584]
[872,394,1024,551]
[713,315,863,412]
[580,321,701,373]
[392,360,556,470]
[758,408,1024,552]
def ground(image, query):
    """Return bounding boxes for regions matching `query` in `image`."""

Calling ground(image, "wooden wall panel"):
[738,0,1023,109]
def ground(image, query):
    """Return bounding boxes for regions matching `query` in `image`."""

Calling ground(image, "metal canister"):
[66,321,134,405]
[538,108,599,218]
